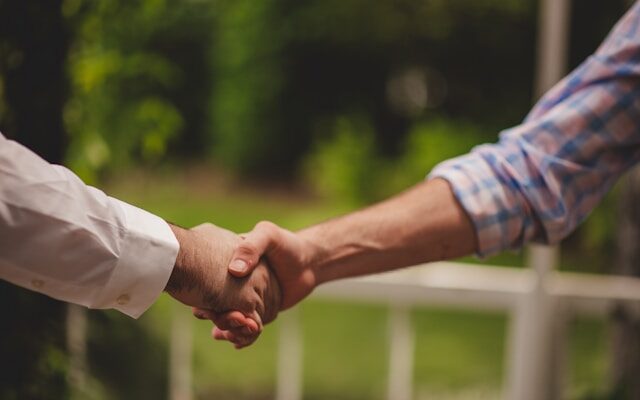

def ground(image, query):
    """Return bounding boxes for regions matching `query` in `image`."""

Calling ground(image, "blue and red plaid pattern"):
[430,1,640,257]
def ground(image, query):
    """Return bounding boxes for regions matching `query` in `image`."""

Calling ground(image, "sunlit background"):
[0,0,635,399]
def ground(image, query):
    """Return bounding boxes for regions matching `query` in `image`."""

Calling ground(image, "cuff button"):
[116,294,130,305]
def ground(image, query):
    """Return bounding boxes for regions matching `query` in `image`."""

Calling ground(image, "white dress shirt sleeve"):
[0,133,179,318]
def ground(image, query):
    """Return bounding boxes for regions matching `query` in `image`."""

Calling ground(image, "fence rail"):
[273,248,640,400]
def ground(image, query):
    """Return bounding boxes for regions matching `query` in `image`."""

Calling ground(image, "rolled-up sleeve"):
[0,133,179,318]
[430,2,640,257]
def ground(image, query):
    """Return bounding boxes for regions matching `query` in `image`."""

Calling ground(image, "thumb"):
[228,221,281,277]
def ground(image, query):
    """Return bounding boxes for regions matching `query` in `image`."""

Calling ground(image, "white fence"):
[159,244,640,400]
[273,245,640,400]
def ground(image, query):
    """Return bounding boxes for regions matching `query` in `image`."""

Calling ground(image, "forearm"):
[0,133,178,317]
[300,178,477,285]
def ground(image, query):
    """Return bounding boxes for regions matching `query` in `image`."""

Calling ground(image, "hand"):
[166,223,281,348]
[197,221,321,347]
[230,221,320,309]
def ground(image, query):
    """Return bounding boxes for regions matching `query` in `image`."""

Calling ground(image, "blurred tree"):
[0,0,68,161]
[60,0,631,185]
[304,116,482,206]
[64,0,214,182]
[87,311,168,400]
[303,115,380,205]
[282,0,537,153]
[0,2,69,399]
[210,0,287,175]
[212,0,537,176]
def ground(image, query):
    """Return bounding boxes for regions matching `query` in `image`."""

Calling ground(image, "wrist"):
[297,214,385,285]
[297,226,333,286]
[165,224,196,295]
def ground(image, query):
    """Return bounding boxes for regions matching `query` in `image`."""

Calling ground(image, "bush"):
[382,118,484,196]
[304,117,485,206]
[303,115,381,206]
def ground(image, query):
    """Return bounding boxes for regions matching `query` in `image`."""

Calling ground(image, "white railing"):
[274,245,640,400]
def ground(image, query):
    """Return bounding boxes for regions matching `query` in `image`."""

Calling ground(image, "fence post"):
[504,0,572,395]
[506,245,563,400]
[276,309,303,400]
[533,0,571,97]
[67,304,88,396]
[387,304,415,400]
[169,304,193,400]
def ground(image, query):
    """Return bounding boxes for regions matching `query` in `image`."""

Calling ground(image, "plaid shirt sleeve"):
[430,1,640,257]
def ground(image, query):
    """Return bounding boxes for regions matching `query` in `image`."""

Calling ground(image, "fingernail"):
[229,259,248,273]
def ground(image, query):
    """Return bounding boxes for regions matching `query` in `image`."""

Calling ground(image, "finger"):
[232,331,260,349]
[211,310,251,330]
[212,327,234,341]
[192,307,214,320]
[214,310,262,334]
[213,327,259,349]
[228,221,281,277]
[194,309,256,335]
[212,328,243,343]
[247,310,263,332]
[215,325,253,339]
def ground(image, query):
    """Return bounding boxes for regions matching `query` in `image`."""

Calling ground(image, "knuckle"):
[237,242,259,258]
[256,220,277,235]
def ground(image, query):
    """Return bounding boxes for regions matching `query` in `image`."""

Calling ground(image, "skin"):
[165,223,281,348]
[201,178,478,347]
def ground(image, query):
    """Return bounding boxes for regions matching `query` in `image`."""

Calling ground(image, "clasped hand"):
[165,223,284,348]
[192,221,318,348]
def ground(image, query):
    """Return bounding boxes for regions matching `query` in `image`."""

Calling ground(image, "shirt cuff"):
[428,153,523,258]
[90,199,179,318]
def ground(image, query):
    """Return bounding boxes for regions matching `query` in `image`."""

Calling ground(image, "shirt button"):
[31,279,44,289]
[116,294,130,305]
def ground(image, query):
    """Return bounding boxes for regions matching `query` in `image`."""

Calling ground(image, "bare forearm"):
[300,178,478,284]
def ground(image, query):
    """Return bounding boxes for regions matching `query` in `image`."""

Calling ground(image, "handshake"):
[164,221,320,349]
[162,180,476,348]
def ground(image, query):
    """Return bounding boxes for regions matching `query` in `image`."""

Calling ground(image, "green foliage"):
[63,0,214,182]
[303,116,380,205]
[304,117,484,205]
[210,0,286,174]
[56,0,628,184]
[383,118,484,195]
[208,0,538,175]
[285,0,532,45]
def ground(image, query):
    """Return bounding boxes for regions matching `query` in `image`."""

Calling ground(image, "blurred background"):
[0,0,636,399]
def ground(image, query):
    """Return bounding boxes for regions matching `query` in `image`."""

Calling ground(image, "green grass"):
[99,166,609,399]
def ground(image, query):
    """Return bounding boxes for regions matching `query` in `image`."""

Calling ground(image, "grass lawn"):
[100,166,610,399]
